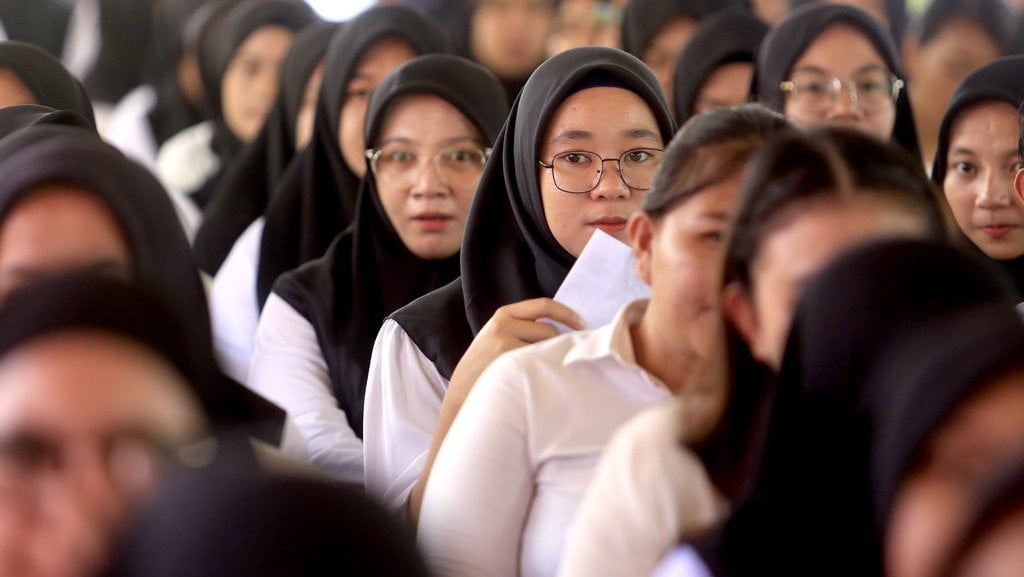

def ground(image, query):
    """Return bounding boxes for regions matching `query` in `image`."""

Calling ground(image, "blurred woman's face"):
[886,369,1024,577]
[0,68,35,108]
[221,25,295,143]
[471,0,552,80]
[642,16,696,106]
[0,331,206,577]
[692,62,755,116]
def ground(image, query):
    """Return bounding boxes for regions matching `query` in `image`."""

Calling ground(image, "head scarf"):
[392,46,675,380]
[193,21,337,276]
[754,3,920,157]
[0,0,70,57]
[106,466,430,577]
[672,11,768,123]
[256,6,454,306]
[0,104,94,136]
[191,0,317,207]
[0,40,95,126]
[273,54,508,439]
[0,126,282,441]
[621,0,747,57]
[930,55,1024,294]
[81,0,155,105]
[788,0,908,43]
[870,302,1024,534]
[692,239,1018,577]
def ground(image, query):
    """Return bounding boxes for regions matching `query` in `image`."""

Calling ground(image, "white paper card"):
[548,229,651,334]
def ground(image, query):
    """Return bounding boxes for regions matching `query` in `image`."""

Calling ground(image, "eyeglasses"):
[780,71,904,114]
[538,148,664,194]
[365,145,491,188]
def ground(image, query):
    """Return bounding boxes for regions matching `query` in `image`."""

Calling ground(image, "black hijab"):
[0,0,70,57]
[0,104,94,136]
[930,55,1024,295]
[392,46,676,380]
[256,6,454,306]
[753,3,920,157]
[193,21,337,276]
[672,10,768,123]
[106,466,430,577]
[870,303,1024,536]
[191,0,317,208]
[0,41,95,126]
[788,0,908,43]
[620,0,747,58]
[81,0,155,105]
[0,126,283,442]
[692,239,1018,577]
[272,54,508,439]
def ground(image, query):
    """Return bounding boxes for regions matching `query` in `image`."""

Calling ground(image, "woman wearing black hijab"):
[931,56,1024,297]
[754,3,920,157]
[362,46,676,521]
[193,21,337,277]
[871,304,1024,577]
[0,126,283,444]
[788,0,908,44]
[672,11,768,123]
[0,40,95,125]
[657,239,1018,577]
[247,54,507,483]
[254,6,454,307]
[207,6,452,385]
[80,0,156,108]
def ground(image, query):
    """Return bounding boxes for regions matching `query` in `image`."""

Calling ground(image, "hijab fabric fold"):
[753,3,920,157]
[0,40,95,126]
[393,46,675,379]
[273,54,508,438]
[193,21,337,275]
[621,0,746,57]
[256,6,453,306]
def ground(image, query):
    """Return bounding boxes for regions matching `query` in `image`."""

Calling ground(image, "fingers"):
[495,298,585,331]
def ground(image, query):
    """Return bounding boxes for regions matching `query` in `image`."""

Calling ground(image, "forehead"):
[791,22,889,76]
[949,100,1019,146]
[542,86,660,142]
[378,93,478,140]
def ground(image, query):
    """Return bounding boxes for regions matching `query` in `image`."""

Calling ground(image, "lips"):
[412,213,453,232]
[979,223,1019,239]
[589,216,628,234]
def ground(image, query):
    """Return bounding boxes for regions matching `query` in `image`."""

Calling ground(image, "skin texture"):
[337,37,417,178]
[372,93,485,260]
[0,185,133,305]
[953,509,1024,577]
[943,102,1024,261]
[0,331,206,577]
[641,16,697,106]
[693,62,755,116]
[537,86,664,258]
[904,18,1001,165]
[295,61,325,150]
[782,23,898,142]
[471,0,552,80]
[0,68,36,107]
[886,369,1024,577]
[546,0,624,55]
[723,196,931,369]
[221,26,295,143]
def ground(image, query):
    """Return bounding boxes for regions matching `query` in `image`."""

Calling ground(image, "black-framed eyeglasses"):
[538,148,664,194]
[779,71,904,113]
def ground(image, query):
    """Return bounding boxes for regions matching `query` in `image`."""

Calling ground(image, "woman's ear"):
[628,211,656,285]
[1014,168,1024,206]
[722,281,763,360]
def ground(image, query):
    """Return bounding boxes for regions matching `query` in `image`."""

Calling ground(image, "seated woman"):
[755,3,919,157]
[361,46,675,520]
[932,56,1024,296]
[247,54,508,483]
[0,274,213,577]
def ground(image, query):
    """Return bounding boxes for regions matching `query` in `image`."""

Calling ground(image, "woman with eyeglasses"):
[362,47,674,533]
[754,3,920,158]
[245,54,508,484]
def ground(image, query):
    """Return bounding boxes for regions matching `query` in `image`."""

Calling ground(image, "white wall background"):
[305,0,375,21]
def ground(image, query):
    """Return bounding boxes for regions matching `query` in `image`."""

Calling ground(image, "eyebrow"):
[790,63,890,76]
[625,128,660,141]
[377,135,481,148]
[552,129,594,144]
[697,212,731,222]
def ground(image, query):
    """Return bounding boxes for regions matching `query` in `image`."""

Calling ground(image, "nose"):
[828,82,862,120]
[410,157,450,199]
[590,158,631,200]
[977,170,1013,209]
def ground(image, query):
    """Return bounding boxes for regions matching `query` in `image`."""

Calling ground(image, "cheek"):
[338,100,369,176]
[886,476,965,577]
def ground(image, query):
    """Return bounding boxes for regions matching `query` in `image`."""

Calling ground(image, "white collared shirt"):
[417,299,673,577]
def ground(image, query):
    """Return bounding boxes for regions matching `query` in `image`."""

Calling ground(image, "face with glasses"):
[781,23,899,142]
[538,86,664,257]
[366,93,488,260]
[0,331,206,577]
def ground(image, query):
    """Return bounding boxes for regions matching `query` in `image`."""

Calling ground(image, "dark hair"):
[724,127,948,291]
[644,104,792,220]
[914,0,1011,53]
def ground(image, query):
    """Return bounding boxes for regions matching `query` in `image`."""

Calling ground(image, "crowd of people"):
[0,0,1023,576]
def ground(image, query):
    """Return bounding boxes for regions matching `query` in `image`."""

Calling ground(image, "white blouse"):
[362,318,449,508]
[417,300,673,577]
[247,293,364,484]
[209,218,263,385]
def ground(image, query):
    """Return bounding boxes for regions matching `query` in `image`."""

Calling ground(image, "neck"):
[630,311,703,395]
